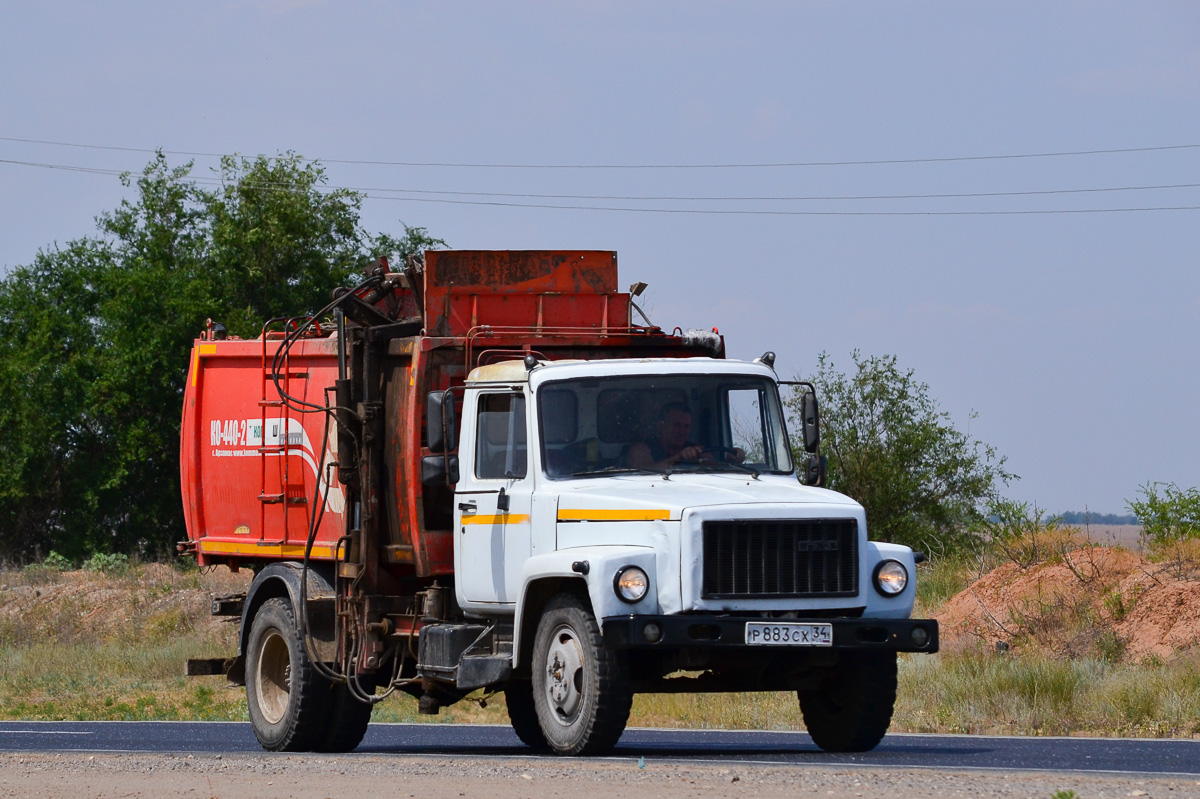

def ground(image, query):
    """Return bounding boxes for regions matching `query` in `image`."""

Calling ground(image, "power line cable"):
[3,157,1198,215]
[3,157,1199,204]
[2,134,1199,170]
[361,195,1200,216]
[329,182,1200,203]
[0,158,129,177]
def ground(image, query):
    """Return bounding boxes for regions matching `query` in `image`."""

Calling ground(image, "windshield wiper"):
[676,461,761,479]
[569,465,666,478]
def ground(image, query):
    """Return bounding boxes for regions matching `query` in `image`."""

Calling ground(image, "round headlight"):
[614,566,649,603]
[873,560,908,596]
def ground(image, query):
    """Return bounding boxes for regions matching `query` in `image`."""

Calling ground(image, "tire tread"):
[246,597,330,752]
[315,678,374,753]
[504,680,550,751]
[798,651,897,753]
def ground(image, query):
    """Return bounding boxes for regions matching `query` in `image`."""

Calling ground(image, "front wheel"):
[504,680,549,751]
[798,651,897,752]
[532,593,632,755]
[245,597,329,751]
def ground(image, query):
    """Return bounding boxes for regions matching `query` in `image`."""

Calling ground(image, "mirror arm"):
[441,385,466,482]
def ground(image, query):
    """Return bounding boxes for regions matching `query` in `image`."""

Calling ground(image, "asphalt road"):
[3,721,1199,777]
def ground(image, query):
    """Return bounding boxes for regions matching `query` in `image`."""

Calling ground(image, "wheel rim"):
[543,624,585,727]
[255,629,292,725]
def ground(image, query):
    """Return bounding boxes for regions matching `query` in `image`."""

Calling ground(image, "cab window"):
[475,393,527,479]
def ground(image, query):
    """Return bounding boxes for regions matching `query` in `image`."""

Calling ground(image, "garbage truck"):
[180,250,937,755]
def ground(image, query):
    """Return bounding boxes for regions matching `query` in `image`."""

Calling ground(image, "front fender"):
[862,542,917,619]
[513,546,657,669]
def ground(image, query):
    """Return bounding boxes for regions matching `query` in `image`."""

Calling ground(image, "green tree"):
[0,242,112,558]
[1127,482,1200,546]
[85,156,215,557]
[207,153,365,335]
[788,352,1014,554]
[369,224,447,269]
[0,152,442,560]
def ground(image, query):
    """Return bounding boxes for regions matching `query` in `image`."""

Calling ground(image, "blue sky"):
[2,1,1197,514]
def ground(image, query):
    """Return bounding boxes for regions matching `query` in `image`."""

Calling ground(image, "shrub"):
[20,550,74,583]
[976,499,1064,569]
[82,552,130,575]
[1128,482,1200,575]
[1128,482,1200,547]
[23,550,71,573]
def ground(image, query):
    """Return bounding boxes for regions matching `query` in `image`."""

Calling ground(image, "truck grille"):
[702,519,859,599]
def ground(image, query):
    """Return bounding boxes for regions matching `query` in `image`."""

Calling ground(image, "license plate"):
[745,622,833,646]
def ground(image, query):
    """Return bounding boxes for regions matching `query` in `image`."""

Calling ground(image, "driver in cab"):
[626,401,745,469]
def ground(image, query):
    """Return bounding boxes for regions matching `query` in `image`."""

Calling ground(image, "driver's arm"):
[625,442,653,468]
[628,442,705,469]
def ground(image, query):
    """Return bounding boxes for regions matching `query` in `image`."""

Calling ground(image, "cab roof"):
[465,357,776,386]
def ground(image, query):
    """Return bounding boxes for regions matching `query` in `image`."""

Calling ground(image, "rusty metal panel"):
[383,356,416,553]
[424,250,617,294]
[423,251,626,336]
[539,294,632,329]
[451,294,539,332]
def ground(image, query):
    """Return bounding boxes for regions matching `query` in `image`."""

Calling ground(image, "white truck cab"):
[442,356,937,755]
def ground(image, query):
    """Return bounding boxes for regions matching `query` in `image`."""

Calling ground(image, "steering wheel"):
[700,446,741,461]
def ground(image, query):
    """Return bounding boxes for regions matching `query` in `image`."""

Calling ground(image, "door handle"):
[457,501,477,513]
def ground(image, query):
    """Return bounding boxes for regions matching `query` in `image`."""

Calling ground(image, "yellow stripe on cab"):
[557,508,673,522]
[460,513,531,525]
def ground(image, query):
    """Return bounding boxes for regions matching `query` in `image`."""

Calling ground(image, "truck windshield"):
[537,374,794,479]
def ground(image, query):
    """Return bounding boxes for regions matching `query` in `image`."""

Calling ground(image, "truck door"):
[453,390,532,605]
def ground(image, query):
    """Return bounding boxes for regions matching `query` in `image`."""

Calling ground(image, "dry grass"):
[896,648,1200,738]
[0,563,246,721]
[0,645,248,721]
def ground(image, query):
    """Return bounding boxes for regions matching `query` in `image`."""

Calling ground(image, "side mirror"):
[427,391,457,453]
[801,454,827,487]
[800,392,820,453]
[421,455,459,486]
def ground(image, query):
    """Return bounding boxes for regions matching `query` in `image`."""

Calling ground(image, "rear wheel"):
[316,675,376,753]
[246,598,329,751]
[798,651,897,752]
[531,593,632,755]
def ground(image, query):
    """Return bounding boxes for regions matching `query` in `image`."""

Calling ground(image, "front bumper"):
[601,615,939,653]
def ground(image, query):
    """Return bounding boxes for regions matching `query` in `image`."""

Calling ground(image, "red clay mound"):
[935,547,1200,661]
[1112,572,1200,661]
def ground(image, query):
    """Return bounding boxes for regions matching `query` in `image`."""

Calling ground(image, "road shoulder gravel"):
[4,752,1200,799]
